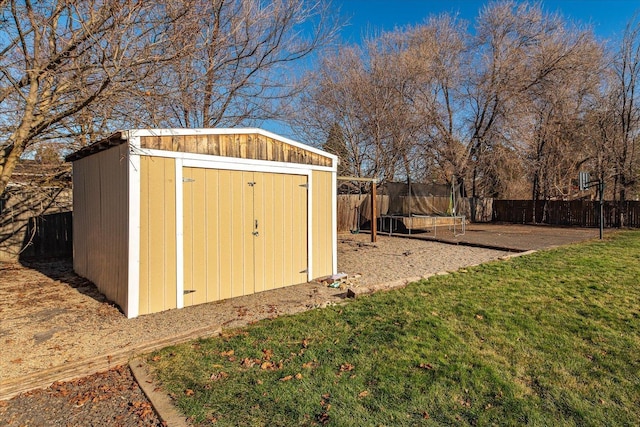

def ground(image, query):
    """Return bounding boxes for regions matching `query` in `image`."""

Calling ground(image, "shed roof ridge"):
[66,128,337,164]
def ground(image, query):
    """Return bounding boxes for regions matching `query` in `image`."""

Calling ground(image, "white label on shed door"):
[182,168,308,307]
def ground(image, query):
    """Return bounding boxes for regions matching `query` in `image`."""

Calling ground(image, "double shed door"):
[182,168,308,307]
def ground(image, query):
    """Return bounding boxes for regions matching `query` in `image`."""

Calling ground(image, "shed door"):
[182,168,308,307]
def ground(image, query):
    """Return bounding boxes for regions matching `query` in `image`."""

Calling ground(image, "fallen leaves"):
[221,349,236,362]
[184,389,195,396]
[302,361,317,369]
[130,400,156,420]
[74,395,91,407]
[358,390,369,398]
[209,372,228,381]
[241,358,259,368]
[339,363,354,372]
[262,349,273,360]
[418,363,433,370]
[317,393,331,425]
[279,372,303,382]
[458,397,471,407]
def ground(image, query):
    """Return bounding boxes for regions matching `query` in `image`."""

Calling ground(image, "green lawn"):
[148,231,640,426]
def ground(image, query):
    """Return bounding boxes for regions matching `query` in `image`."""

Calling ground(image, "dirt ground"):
[404,222,604,251]
[0,224,604,425]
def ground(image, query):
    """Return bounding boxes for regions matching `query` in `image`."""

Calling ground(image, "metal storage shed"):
[66,128,337,318]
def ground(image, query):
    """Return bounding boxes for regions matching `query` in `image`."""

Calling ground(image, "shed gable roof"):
[66,128,335,168]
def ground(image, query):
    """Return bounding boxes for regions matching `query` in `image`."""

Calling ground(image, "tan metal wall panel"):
[189,167,207,306]
[72,145,129,311]
[181,169,309,309]
[183,167,217,307]
[242,171,255,296]
[230,171,253,297]
[290,174,309,285]
[139,162,150,315]
[230,171,245,297]
[139,156,177,315]
[183,168,247,305]
[204,169,221,302]
[282,177,294,286]
[265,173,286,289]
[253,172,268,293]
[182,167,194,307]
[312,171,334,278]
[253,173,308,291]
[164,161,178,310]
[217,170,234,300]
[254,173,307,292]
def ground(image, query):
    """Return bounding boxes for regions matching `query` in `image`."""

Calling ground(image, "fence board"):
[493,200,640,228]
[21,211,73,258]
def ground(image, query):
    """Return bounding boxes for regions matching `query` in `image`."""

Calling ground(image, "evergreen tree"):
[323,123,350,176]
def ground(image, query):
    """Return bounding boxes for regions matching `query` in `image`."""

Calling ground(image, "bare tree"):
[0,0,198,195]
[399,15,469,187]
[461,1,603,200]
[299,0,635,205]
[1,0,339,198]
[144,0,340,128]
[294,44,391,179]
[515,15,603,202]
[607,16,640,201]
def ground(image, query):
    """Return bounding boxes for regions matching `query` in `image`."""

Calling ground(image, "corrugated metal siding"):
[72,144,129,310]
[139,156,177,315]
[312,171,334,278]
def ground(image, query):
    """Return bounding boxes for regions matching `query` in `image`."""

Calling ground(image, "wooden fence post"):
[371,182,377,243]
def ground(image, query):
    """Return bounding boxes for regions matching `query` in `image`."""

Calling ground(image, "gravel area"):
[3,228,580,426]
[0,234,510,384]
[0,365,164,426]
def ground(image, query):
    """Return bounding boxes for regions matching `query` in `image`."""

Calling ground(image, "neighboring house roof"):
[9,160,71,187]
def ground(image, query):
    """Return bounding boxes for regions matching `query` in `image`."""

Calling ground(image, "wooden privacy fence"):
[339,196,640,231]
[337,195,388,233]
[337,195,487,232]
[20,211,73,259]
[493,200,640,228]
[14,199,639,260]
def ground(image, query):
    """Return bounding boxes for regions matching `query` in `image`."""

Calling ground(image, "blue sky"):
[269,1,640,138]
[332,0,640,43]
